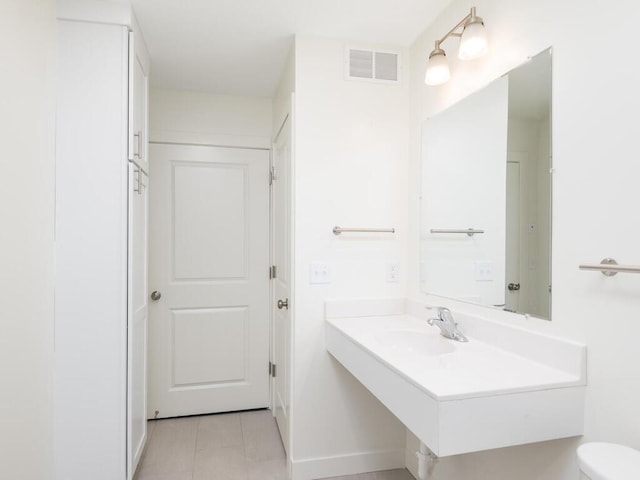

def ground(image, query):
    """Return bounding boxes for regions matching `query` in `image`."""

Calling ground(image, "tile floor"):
[134,409,414,480]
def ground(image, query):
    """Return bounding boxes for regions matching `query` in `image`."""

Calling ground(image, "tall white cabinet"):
[55,2,150,479]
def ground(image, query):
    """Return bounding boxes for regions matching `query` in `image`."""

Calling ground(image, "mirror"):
[420,48,552,320]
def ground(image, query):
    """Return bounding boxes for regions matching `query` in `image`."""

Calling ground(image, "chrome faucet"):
[426,307,468,342]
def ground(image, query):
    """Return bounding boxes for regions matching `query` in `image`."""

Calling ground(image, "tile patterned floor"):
[134,410,414,480]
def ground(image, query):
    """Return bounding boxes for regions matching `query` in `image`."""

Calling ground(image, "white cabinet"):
[55,2,150,479]
[128,162,149,475]
[129,30,150,173]
[127,25,150,478]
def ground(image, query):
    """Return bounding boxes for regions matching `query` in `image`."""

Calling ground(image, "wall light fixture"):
[425,7,488,86]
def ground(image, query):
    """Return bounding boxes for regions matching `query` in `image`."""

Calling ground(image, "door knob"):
[277,298,288,310]
[150,290,162,301]
[508,283,521,291]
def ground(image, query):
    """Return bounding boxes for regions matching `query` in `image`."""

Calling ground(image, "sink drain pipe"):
[415,442,438,479]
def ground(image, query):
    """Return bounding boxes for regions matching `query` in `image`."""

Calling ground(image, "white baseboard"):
[291,449,405,480]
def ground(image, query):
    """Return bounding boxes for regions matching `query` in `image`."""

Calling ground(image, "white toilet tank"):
[577,442,640,480]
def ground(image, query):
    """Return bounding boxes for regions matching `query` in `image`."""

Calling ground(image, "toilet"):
[577,442,640,479]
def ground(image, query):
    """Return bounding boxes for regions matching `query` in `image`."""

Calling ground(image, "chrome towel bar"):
[333,226,395,236]
[430,228,485,237]
[579,258,640,276]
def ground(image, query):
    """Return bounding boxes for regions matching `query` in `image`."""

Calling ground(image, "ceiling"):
[118,0,453,97]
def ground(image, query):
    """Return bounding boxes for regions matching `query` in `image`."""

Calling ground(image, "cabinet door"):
[128,31,149,172]
[128,164,149,478]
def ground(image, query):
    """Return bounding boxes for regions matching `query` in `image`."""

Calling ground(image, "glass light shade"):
[458,20,488,60]
[425,51,450,86]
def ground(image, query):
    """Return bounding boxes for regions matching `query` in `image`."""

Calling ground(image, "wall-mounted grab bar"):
[333,226,395,236]
[430,228,485,237]
[579,258,640,276]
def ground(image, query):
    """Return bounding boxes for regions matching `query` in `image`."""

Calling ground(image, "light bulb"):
[458,20,488,60]
[425,49,450,86]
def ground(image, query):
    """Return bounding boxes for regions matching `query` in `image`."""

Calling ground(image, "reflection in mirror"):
[420,48,552,320]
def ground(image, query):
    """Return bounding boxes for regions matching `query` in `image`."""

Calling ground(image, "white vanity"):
[325,298,585,457]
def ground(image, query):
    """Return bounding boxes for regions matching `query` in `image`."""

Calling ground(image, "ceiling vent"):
[346,47,400,84]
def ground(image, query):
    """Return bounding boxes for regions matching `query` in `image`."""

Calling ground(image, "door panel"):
[172,163,247,280]
[128,164,148,477]
[128,31,149,173]
[149,144,270,419]
[171,307,247,386]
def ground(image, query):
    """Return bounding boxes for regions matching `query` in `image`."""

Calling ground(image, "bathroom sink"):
[374,331,455,356]
[325,298,587,457]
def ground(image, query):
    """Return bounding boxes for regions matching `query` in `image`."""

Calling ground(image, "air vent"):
[346,47,400,83]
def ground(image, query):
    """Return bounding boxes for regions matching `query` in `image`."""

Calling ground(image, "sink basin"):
[374,331,455,356]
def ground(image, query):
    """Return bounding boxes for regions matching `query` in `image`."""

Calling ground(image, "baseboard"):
[291,448,405,480]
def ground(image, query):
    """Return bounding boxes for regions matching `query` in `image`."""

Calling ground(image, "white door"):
[272,114,293,454]
[128,165,148,476]
[505,160,521,312]
[148,143,270,419]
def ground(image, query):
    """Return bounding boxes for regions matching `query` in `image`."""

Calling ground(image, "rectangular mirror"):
[420,48,552,320]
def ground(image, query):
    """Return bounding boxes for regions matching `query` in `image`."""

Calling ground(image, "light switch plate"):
[386,263,400,283]
[310,262,331,284]
[475,261,493,281]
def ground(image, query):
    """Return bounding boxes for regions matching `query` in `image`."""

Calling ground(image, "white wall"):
[290,35,410,479]
[0,1,55,478]
[408,0,640,478]
[149,88,273,148]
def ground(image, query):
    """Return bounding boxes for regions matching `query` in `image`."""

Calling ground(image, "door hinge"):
[269,265,277,279]
[269,166,277,185]
[269,362,277,378]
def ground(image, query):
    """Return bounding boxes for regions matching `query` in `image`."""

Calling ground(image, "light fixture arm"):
[434,7,478,50]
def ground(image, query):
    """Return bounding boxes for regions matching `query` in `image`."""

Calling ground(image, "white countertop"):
[327,314,583,401]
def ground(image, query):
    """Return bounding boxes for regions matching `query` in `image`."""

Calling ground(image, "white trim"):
[149,141,269,152]
[290,449,405,480]
[149,130,272,150]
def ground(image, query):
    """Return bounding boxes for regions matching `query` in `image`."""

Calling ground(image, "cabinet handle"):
[133,131,142,160]
[133,167,142,195]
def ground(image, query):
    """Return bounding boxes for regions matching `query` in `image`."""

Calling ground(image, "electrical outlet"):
[475,261,493,281]
[386,263,400,283]
[309,262,330,284]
